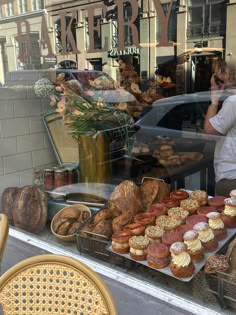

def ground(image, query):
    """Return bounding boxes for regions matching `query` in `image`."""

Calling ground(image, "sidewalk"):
[1,236,192,315]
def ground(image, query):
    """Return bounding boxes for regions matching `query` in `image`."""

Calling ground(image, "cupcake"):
[129,235,150,261]
[190,190,208,206]
[145,225,164,243]
[180,199,199,215]
[167,207,189,223]
[206,212,227,241]
[161,231,183,247]
[170,242,195,278]
[221,197,236,228]
[147,243,170,269]
[183,230,204,262]
[112,230,132,254]
[193,222,218,252]
[123,223,145,236]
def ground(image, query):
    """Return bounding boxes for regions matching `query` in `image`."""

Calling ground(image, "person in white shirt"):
[204,62,236,196]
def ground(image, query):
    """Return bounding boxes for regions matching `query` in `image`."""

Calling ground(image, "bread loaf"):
[12,185,48,233]
[108,180,143,216]
[226,237,236,275]
[1,187,20,225]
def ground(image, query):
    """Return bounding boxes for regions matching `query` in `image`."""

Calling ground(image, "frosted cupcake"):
[193,222,218,252]
[183,230,204,262]
[206,211,227,241]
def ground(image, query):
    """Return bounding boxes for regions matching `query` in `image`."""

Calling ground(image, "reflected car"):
[134,90,234,143]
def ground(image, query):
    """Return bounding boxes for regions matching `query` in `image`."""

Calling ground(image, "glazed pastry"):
[183,230,204,262]
[167,207,189,223]
[147,243,170,269]
[112,230,132,254]
[161,231,183,247]
[204,254,229,274]
[197,206,218,217]
[208,196,226,212]
[129,235,150,261]
[161,198,179,209]
[206,211,227,241]
[193,222,218,252]
[186,214,207,228]
[170,242,195,278]
[134,212,156,227]
[180,199,199,214]
[145,225,165,243]
[123,223,145,236]
[221,197,236,228]
[190,190,208,206]
[147,203,168,217]
[170,189,189,201]
[176,224,192,237]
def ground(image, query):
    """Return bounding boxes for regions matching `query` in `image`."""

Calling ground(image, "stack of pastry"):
[152,144,181,167]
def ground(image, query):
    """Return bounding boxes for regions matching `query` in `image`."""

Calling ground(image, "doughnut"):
[147,243,170,269]
[147,203,168,217]
[161,198,179,208]
[161,231,183,247]
[170,189,189,201]
[145,225,164,243]
[156,215,182,231]
[134,212,156,227]
[197,206,218,217]
[167,207,189,222]
[186,214,207,228]
[176,224,192,236]
[208,196,226,210]
[129,235,150,261]
[123,223,145,236]
[180,199,199,214]
[190,190,208,206]
[112,231,132,254]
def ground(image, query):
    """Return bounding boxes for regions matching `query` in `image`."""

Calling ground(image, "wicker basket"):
[51,204,91,242]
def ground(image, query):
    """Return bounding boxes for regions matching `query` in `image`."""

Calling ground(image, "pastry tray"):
[106,228,236,282]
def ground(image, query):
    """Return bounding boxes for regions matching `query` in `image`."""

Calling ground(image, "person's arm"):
[204,101,222,135]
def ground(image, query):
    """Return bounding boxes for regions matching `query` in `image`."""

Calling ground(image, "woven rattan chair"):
[0,213,9,271]
[0,254,118,315]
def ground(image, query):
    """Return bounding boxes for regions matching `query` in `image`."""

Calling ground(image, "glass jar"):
[44,168,54,190]
[54,169,65,188]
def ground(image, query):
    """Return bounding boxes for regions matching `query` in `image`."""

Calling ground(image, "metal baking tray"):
[107,228,236,282]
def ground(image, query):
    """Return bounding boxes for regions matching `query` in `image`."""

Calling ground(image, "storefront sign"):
[107,47,140,58]
[8,0,176,62]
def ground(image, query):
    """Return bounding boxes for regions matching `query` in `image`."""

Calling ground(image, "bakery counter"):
[8,224,236,315]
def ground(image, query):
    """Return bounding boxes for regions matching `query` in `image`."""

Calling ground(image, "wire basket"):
[205,271,236,310]
[74,212,130,267]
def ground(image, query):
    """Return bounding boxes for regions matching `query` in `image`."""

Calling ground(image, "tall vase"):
[78,132,112,183]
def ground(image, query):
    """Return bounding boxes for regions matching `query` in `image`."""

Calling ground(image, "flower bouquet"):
[35,72,134,183]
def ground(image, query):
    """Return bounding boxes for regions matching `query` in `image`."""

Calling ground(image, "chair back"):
[0,254,118,315]
[0,214,9,264]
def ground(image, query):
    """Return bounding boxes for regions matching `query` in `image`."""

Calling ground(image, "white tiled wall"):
[0,78,57,205]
